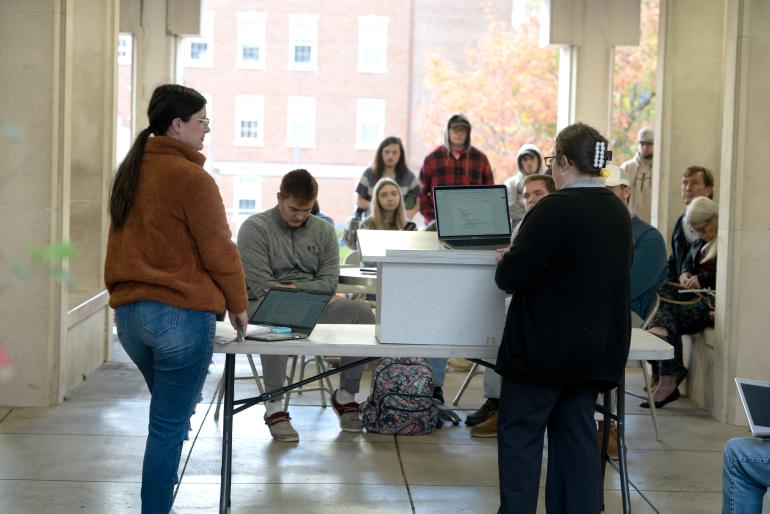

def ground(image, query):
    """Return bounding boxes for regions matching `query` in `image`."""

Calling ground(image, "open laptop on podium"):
[434,185,512,250]
[735,377,770,438]
[247,288,332,341]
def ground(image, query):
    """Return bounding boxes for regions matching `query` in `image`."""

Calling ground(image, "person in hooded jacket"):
[418,113,494,403]
[503,144,543,225]
[418,113,494,223]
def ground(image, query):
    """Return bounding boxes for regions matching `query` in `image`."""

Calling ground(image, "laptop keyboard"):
[446,238,511,249]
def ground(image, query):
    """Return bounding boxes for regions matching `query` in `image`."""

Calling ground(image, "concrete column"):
[654,0,726,417]
[0,1,73,406]
[718,0,770,424]
[0,0,120,406]
[556,14,614,133]
[65,0,118,391]
[652,0,725,234]
[70,0,117,294]
[120,0,189,132]
[542,0,640,135]
[655,0,770,422]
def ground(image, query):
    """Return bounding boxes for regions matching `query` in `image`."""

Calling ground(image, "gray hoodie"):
[503,143,543,224]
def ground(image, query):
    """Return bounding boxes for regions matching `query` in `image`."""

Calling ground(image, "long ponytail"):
[109,127,152,228]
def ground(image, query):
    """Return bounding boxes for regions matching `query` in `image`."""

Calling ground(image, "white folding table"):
[213,323,672,514]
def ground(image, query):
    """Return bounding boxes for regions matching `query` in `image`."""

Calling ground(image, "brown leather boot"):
[597,420,619,457]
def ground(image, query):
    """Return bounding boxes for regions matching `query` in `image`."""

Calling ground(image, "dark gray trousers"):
[497,379,602,514]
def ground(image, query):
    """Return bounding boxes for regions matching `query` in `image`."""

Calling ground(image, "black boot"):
[433,386,445,405]
[465,398,499,426]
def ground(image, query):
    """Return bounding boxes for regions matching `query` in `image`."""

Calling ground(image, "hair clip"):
[593,141,606,168]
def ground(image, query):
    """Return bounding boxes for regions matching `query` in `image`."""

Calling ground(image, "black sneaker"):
[433,386,445,405]
[465,398,499,427]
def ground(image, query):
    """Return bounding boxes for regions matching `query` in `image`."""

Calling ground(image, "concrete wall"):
[657,0,770,422]
[0,0,117,407]
[0,1,72,407]
[717,0,770,424]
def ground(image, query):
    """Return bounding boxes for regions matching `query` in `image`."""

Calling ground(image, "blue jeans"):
[426,358,446,387]
[116,301,215,514]
[723,437,770,514]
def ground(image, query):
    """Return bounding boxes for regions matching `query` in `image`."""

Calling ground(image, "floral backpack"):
[361,357,438,435]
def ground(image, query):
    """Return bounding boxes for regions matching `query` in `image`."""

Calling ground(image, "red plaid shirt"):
[418,145,494,221]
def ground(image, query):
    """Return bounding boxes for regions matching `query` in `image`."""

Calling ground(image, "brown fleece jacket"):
[105,136,247,314]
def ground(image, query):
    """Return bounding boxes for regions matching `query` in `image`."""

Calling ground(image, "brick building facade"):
[120,0,511,233]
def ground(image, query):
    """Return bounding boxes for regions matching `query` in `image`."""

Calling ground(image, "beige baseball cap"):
[604,165,630,187]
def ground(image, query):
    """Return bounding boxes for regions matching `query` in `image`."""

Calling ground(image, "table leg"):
[218,355,375,512]
[600,389,611,510]
[617,373,631,513]
[219,354,235,514]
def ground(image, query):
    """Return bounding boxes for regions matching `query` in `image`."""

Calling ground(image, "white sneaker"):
[264,411,299,442]
[332,390,363,432]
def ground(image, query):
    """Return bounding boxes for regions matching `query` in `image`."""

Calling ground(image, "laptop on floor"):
[434,185,512,250]
[735,378,770,437]
[247,288,333,341]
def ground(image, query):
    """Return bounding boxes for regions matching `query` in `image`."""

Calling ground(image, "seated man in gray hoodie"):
[503,143,543,225]
[237,169,374,442]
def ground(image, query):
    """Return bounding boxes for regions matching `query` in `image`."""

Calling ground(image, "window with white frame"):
[357,16,388,73]
[183,10,215,67]
[236,11,267,69]
[234,95,264,146]
[286,96,316,148]
[117,34,133,65]
[288,14,319,70]
[234,176,261,232]
[355,99,385,149]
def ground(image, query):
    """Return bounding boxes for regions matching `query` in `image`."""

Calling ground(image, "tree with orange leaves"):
[419,1,659,179]
[418,16,558,183]
[611,0,659,163]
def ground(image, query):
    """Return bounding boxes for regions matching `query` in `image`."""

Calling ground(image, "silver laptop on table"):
[434,185,512,250]
[735,378,770,438]
[247,288,332,341]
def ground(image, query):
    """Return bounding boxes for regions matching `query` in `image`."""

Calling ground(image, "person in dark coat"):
[648,165,714,387]
[642,196,719,410]
[494,123,633,514]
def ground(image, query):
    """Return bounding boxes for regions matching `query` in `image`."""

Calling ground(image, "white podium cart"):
[357,229,506,347]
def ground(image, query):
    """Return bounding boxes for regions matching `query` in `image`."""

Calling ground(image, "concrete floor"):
[0,341,757,513]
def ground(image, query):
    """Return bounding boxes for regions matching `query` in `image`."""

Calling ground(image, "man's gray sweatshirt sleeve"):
[237,217,280,302]
[305,223,339,293]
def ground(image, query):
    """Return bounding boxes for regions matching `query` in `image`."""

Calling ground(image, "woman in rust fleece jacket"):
[104,84,247,514]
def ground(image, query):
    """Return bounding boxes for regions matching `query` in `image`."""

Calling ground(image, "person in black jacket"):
[647,165,715,388]
[494,123,633,514]
[642,196,718,409]
[666,165,715,282]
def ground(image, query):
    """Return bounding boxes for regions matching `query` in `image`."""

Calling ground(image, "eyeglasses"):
[544,156,556,168]
[193,117,210,127]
